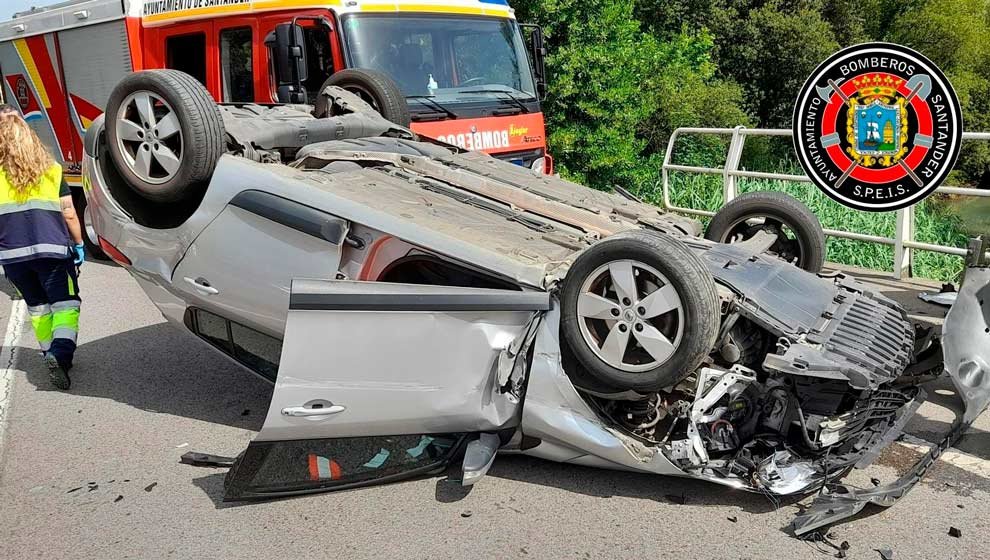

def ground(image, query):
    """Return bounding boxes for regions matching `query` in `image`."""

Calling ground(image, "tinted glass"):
[230,322,281,380]
[194,309,230,351]
[225,434,464,498]
[220,27,254,102]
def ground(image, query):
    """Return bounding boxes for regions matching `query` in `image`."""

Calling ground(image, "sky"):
[1,1,50,22]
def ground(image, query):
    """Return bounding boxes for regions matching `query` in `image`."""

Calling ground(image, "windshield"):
[342,14,537,105]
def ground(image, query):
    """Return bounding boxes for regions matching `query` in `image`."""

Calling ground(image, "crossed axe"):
[815,74,932,188]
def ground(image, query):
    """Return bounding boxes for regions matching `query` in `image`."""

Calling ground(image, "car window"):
[220,27,254,102]
[165,33,207,87]
[230,322,281,379]
[193,308,231,352]
[189,308,282,380]
[225,434,463,498]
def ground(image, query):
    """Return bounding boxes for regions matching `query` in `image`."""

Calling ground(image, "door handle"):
[184,277,219,295]
[281,405,346,417]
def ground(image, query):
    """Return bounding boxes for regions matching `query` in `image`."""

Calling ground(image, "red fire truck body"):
[0,0,549,188]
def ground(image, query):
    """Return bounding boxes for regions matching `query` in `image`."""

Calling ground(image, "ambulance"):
[0,0,549,253]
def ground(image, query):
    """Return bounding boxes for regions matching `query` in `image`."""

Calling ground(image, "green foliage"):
[513,0,748,193]
[512,0,986,278]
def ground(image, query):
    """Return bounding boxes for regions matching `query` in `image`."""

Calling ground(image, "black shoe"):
[44,353,71,390]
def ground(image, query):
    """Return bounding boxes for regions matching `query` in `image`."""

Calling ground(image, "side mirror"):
[266,23,309,103]
[520,24,547,100]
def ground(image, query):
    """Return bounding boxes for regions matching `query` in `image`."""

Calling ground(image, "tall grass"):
[658,171,968,282]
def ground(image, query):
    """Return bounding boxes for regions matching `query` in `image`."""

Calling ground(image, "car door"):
[223,278,549,500]
[173,190,349,340]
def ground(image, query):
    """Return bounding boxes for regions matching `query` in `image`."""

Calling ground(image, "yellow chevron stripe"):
[13,39,50,109]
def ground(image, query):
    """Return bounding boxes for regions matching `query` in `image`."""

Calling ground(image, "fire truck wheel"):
[705,191,826,273]
[559,231,720,395]
[315,69,411,127]
[105,70,224,203]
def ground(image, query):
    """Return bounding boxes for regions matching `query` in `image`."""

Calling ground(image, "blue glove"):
[73,244,85,266]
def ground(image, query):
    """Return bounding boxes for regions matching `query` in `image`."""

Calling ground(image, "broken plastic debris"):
[727,516,737,523]
[144,482,157,492]
[918,291,957,306]
[113,495,123,503]
[362,448,390,469]
[877,547,894,560]
[460,510,473,518]
[756,450,820,495]
[948,527,962,538]
[179,452,236,468]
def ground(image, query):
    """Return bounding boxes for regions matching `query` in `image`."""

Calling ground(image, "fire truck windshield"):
[341,14,537,109]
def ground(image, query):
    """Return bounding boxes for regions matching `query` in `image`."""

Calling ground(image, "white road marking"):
[897,433,990,479]
[0,299,26,463]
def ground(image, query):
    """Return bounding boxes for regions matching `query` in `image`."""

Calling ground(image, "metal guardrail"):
[661,126,990,279]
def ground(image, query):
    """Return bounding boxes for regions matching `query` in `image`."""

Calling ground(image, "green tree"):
[513,0,748,193]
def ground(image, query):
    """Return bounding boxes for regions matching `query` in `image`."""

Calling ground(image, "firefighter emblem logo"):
[793,43,962,212]
[15,76,30,110]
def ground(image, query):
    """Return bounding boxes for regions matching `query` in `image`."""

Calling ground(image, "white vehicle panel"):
[257,279,548,442]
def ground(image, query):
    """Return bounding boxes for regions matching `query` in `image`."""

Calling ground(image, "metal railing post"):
[661,129,680,212]
[723,125,746,203]
[893,206,915,279]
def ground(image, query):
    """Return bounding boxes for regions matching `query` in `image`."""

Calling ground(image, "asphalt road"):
[1,262,989,560]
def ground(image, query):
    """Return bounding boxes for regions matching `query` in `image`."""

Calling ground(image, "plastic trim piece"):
[229,190,348,245]
[289,291,551,312]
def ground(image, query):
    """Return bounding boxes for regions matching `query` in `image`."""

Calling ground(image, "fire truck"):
[0,0,549,253]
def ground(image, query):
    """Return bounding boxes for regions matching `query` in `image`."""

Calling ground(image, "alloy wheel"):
[114,91,184,185]
[577,259,685,372]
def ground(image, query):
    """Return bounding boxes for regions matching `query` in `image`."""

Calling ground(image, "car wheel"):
[560,231,721,394]
[71,189,108,261]
[705,191,826,272]
[313,69,411,127]
[104,70,224,203]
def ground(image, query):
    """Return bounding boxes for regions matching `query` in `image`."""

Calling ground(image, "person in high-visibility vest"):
[0,104,85,389]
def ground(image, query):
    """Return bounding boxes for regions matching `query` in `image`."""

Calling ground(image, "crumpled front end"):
[792,237,990,535]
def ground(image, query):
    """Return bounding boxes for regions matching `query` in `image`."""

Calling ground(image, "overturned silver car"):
[82,70,990,534]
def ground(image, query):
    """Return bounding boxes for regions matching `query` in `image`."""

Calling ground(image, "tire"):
[314,69,411,127]
[705,191,826,273]
[70,189,108,261]
[560,231,721,394]
[105,70,224,203]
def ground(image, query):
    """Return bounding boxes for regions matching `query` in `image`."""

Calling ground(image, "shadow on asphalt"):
[21,322,273,431]
[12,298,988,519]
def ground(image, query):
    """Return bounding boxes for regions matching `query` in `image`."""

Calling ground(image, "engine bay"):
[580,242,927,497]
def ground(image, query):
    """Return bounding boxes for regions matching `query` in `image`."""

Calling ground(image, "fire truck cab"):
[0,0,550,195]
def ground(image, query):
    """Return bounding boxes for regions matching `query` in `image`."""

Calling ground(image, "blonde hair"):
[0,109,57,196]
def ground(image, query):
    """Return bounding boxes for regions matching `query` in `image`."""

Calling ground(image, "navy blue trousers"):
[3,257,81,368]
